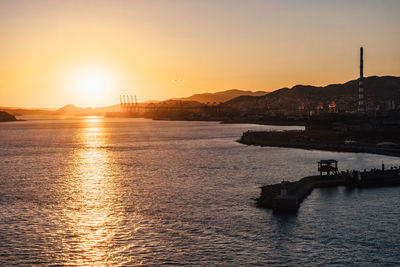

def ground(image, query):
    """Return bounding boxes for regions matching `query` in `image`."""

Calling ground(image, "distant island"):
[0,111,17,122]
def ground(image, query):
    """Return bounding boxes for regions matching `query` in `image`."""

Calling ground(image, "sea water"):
[0,117,399,265]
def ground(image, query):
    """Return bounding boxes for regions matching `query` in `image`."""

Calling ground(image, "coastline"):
[0,111,17,122]
[239,130,400,157]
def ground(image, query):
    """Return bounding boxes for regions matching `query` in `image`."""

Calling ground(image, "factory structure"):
[293,47,399,116]
[355,47,399,114]
[358,47,366,113]
[120,95,138,113]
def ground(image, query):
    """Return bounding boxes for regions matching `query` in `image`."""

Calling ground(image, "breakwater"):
[239,130,400,157]
[257,168,400,211]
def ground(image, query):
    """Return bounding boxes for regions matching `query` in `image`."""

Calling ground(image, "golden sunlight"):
[61,122,122,264]
[72,66,113,103]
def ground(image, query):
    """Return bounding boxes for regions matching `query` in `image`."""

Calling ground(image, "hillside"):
[223,76,400,113]
[0,111,17,122]
[54,104,120,116]
[172,89,268,104]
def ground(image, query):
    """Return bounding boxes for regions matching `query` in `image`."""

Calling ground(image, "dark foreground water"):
[0,117,399,266]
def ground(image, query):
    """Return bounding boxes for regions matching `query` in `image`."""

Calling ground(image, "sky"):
[0,0,399,108]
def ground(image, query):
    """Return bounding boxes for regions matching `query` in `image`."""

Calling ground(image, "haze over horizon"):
[1,0,399,108]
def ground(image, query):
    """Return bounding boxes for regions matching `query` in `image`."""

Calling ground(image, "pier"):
[257,161,400,211]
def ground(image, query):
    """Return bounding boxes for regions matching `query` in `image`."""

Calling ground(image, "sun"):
[59,64,125,107]
[75,67,112,95]
[71,66,114,106]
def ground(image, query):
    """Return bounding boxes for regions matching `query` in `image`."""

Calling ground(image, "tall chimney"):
[358,47,366,112]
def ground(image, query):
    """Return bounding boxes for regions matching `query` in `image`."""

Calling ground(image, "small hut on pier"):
[318,159,338,176]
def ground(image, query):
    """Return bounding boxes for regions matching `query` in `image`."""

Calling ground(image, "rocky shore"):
[0,111,17,122]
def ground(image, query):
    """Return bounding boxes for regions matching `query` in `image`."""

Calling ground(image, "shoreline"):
[0,111,17,122]
[239,131,400,157]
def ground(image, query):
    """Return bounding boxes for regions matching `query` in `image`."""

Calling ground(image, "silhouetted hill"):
[54,104,120,115]
[0,111,17,122]
[55,104,79,114]
[172,89,268,104]
[223,76,400,113]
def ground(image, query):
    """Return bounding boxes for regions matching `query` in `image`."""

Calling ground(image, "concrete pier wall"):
[257,170,400,211]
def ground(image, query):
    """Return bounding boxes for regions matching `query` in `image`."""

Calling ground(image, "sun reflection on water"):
[82,116,104,123]
[61,120,121,265]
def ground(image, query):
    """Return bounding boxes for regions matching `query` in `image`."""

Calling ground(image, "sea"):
[0,117,399,266]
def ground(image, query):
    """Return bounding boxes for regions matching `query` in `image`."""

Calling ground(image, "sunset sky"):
[0,0,399,108]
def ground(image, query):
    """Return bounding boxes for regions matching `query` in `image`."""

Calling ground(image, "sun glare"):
[70,66,115,106]
[75,68,112,95]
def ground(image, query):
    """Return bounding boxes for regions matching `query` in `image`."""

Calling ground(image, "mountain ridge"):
[3,76,399,116]
[171,89,269,103]
[223,76,400,113]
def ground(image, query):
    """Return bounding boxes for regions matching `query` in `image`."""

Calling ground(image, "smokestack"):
[358,47,366,113]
